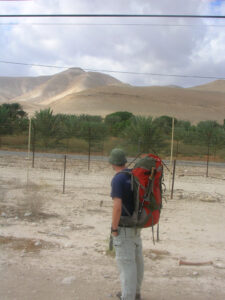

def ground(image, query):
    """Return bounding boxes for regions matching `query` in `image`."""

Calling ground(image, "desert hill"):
[8,68,124,105]
[0,69,225,123]
[50,84,225,123]
[0,75,50,102]
[190,80,225,93]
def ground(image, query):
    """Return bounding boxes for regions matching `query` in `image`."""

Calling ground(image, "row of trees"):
[0,103,28,134]
[0,103,225,158]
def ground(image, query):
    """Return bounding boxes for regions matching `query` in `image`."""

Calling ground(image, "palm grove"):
[0,103,225,161]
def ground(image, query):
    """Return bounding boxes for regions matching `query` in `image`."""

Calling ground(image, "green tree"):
[123,116,165,153]
[80,121,107,144]
[105,111,134,136]
[78,114,103,123]
[183,124,198,144]
[0,105,10,135]
[0,103,28,134]
[174,120,191,156]
[211,127,225,158]
[153,115,178,135]
[56,114,81,151]
[1,103,27,119]
[57,114,80,138]
[80,121,108,155]
[33,108,61,148]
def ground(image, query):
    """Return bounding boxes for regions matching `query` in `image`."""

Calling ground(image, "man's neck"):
[114,165,126,173]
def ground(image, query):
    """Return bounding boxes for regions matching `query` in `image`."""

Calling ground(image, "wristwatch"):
[111,227,118,233]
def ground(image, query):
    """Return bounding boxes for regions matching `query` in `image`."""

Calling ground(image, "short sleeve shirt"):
[111,169,134,216]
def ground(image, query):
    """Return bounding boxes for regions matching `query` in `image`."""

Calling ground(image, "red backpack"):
[119,154,163,241]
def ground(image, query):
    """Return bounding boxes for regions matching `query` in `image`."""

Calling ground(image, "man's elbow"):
[113,197,122,211]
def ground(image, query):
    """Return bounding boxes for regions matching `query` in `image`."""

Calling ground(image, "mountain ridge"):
[0,69,225,123]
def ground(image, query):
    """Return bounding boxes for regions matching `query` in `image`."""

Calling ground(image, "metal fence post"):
[170,159,176,199]
[63,155,67,194]
[88,126,91,170]
[32,121,36,168]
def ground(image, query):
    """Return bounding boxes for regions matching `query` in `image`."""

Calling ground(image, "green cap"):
[109,148,127,166]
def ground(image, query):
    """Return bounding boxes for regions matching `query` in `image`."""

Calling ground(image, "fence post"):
[27,117,31,159]
[206,143,210,177]
[63,155,67,194]
[170,159,176,199]
[32,121,36,168]
[169,117,175,191]
[88,126,91,170]
[26,118,31,186]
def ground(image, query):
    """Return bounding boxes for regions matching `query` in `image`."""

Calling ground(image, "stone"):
[24,212,32,217]
[62,276,76,285]
[34,240,41,246]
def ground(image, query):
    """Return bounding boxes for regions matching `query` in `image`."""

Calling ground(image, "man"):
[109,148,144,300]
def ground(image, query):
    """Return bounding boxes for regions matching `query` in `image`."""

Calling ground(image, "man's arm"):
[112,197,122,236]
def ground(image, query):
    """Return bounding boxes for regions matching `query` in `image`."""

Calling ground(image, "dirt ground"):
[0,154,225,300]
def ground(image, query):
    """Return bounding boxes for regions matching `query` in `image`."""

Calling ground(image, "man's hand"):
[112,232,118,237]
[111,229,119,237]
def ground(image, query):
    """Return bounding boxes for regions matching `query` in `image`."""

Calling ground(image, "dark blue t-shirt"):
[111,169,134,216]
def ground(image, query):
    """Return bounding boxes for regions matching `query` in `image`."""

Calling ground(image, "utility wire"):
[0,60,66,69]
[0,14,225,19]
[0,60,225,80]
[0,22,225,27]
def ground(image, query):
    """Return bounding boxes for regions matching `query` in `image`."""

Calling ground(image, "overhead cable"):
[0,14,225,19]
[0,22,225,27]
[0,60,225,80]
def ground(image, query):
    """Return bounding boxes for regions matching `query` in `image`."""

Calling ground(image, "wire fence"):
[0,137,224,232]
[1,147,225,186]
[0,119,225,186]
[0,150,224,217]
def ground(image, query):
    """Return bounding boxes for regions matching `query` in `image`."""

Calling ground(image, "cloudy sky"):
[0,0,225,87]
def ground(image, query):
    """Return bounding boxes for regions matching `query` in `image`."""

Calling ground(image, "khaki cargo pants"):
[113,227,144,300]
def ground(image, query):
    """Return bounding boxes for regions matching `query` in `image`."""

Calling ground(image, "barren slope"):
[50,85,225,123]
[10,68,124,105]
[190,80,225,93]
[1,69,225,123]
[0,76,50,103]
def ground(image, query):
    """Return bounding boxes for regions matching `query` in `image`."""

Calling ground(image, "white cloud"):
[0,0,225,87]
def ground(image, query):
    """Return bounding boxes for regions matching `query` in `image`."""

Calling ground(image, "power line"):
[1,22,225,27]
[0,14,225,19]
[1,60,225,80]
[0,60,66,69]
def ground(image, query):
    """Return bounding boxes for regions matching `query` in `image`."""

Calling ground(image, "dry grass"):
[1,135,28,147]
[0,235,57,253]
[0,179,58,221]
[0,202,58,221]
[143,249,171,260]
[105,237,116,258]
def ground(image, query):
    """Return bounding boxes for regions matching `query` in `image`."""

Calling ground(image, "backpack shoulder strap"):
[115,170,134,218]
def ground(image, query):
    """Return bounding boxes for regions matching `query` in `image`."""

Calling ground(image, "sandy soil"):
[0,154,225,300]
